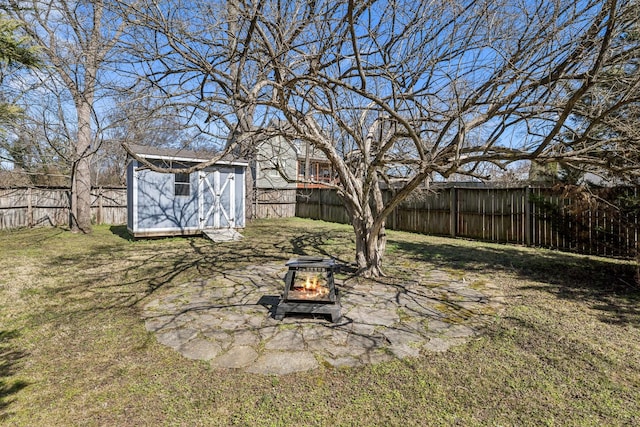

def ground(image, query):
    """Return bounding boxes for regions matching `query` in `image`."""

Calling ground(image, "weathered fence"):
[254,188,297,219]
[296,185,639,258]
[0,187,127,230]
[0,185,296,229]
[0,185,296,230]
[3,184,638,258]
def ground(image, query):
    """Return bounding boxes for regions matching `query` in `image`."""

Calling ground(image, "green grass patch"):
[0,218,639,425]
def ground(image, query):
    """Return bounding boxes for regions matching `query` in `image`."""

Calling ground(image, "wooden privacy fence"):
[253,188,297,219]
[3,184,638,258]
[296,185,639,258]
[0,187,127,230]
[0,186,296,230]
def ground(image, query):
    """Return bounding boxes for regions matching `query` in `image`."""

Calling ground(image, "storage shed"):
[126,144,247,238]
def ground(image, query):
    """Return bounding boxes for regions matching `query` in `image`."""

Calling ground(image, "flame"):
[291,273,329,299]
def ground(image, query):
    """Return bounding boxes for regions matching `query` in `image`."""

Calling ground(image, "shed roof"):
[127,143,248,166]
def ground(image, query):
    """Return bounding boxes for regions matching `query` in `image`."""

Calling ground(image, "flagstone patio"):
[143,263,503,375]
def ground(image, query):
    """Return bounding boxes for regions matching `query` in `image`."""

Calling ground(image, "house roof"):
[127,143,248,166]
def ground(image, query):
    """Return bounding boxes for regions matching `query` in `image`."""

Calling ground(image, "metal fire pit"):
[275,256,341,322]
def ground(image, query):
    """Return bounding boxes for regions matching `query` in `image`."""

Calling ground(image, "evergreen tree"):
[561,2,640,183]
[0,12,39,124]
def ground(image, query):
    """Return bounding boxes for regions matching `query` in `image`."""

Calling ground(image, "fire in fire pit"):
[290,272,329,300]
[275,257,341,322]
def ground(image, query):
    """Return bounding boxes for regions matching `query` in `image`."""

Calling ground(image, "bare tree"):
[2,65,86,186]
[97,90,213,185]
[123,0,635,277]
[8,0,131,232]
[116,0,290,219]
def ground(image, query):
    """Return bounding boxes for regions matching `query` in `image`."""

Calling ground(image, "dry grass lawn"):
[1,217,639,426]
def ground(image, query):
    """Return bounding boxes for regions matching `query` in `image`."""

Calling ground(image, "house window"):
[318,164,332,182]
[297,160,333,183]
[174,172,190,196]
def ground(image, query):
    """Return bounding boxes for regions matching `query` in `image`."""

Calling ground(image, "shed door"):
[199,170,235,229]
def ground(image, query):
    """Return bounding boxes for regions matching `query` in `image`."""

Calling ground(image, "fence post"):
[449,186,457,238]
[524,186,531,246]
[97,187,103,224]
[392,191,398,230]
[27,187,33,227]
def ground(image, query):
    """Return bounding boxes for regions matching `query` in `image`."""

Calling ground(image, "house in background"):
[295,142,334,189]
[251,134,298,219]
[126,144,247,238]
[251,135,334,218]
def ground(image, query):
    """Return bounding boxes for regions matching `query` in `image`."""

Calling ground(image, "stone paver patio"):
[143,263,502,375]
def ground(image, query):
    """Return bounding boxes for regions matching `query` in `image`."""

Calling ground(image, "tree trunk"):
[71,156,92,233]
[70,100,93,233]
[353,217,387,278]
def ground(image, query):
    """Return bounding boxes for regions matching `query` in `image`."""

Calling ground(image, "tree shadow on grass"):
[24,220,363,332]
[0,330,29,422]
[391,238,639,326]
[38,222,340,323]
[44,239,276,314]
